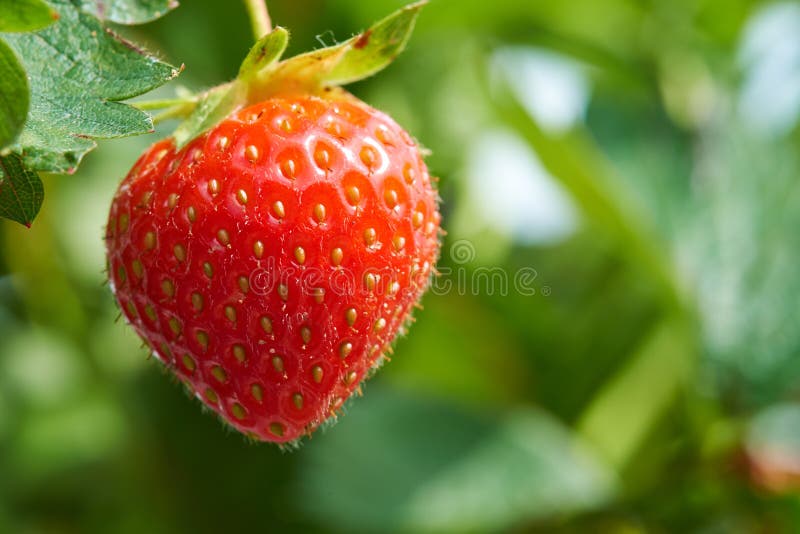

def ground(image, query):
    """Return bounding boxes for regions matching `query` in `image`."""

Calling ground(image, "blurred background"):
[3,0,800,531]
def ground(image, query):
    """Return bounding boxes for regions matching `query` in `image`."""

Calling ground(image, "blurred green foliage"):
[3,0,800,531]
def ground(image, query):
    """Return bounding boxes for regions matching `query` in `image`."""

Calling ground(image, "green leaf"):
[0,152,43,226]
[251,1,426,98]
[324,0,426,85]
[172,82,240,149]
[238,27,289,80]
[4,0,180,173]
[0,0,58,32]
[298,390,615,532]
[0,38,28,149]
[76,0,178,24]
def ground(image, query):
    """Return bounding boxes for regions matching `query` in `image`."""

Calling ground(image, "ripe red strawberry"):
[105,94,440,442]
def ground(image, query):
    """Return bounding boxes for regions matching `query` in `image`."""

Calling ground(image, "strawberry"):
[105,1,437,444]
[105,88,440,442]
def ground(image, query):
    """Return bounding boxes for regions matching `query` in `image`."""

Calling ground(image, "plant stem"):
[243,0,272,41]
[151,102,197,125]
[132,97,196,111]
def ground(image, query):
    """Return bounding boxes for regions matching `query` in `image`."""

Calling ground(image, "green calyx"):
[172,1,426,148]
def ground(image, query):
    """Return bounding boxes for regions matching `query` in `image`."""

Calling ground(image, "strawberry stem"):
[170,2,425,148]
[243,0,272,41]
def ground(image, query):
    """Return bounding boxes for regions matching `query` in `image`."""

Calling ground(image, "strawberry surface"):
[105,95,440,443]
